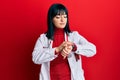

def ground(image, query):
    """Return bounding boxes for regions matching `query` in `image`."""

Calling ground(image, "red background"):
[0,0,120,80]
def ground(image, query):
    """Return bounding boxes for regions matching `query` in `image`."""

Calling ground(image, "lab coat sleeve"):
[73,31,96,57]
[32,34,57,64]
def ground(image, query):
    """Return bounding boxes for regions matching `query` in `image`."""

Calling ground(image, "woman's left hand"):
[61,42,73,59]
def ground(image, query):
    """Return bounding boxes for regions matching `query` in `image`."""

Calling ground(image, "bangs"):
[55,9,67,15]
[51,4,68,18]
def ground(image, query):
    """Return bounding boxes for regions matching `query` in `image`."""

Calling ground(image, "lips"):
[60,23,65,25]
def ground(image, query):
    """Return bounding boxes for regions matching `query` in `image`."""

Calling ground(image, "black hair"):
[46,3,71,40]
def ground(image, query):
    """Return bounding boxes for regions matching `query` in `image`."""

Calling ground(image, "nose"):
[60,16,64,22]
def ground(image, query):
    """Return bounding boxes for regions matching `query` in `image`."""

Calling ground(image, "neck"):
[54,28,64,35]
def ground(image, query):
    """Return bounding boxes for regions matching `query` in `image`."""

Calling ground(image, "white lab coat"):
[32,31,96,80]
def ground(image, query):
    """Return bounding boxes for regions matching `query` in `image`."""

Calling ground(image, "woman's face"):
[52,13,67,29]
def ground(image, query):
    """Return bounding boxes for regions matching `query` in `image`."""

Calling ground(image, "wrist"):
[55,47,60,53]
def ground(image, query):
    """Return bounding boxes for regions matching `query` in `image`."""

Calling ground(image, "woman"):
[32,3,96,80]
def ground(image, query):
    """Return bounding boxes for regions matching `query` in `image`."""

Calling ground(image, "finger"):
[64,47,69,52]
[62,41,67,45]
[67,46,73,50]
[61,50,69,56]
[66,41,73,46]
[63,55,67,59]
[60,42,67,50]
[61,52,67,59]
[61,53,65,57]
[62,49,68,54]
[64,46,72,53]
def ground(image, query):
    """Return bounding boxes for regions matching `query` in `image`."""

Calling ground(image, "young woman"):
[32,3,96,80]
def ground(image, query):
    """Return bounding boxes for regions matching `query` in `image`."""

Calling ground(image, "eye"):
[55,15,60,19]
[63,15,67,18]
[64,15,67,18]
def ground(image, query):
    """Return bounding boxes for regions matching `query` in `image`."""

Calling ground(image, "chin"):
[60,26,66,28]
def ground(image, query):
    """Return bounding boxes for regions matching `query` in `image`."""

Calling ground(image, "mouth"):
[60,23,65,25]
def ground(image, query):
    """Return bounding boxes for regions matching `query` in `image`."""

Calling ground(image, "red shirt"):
[50,28,71,80]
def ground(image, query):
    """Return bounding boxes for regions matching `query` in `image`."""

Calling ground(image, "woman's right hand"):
[55,41,67,53]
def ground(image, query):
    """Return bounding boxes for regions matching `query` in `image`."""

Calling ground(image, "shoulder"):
[36,33,50,45]
[39,33,46,38]
[38,33,48,41]
[69,31,87,40]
